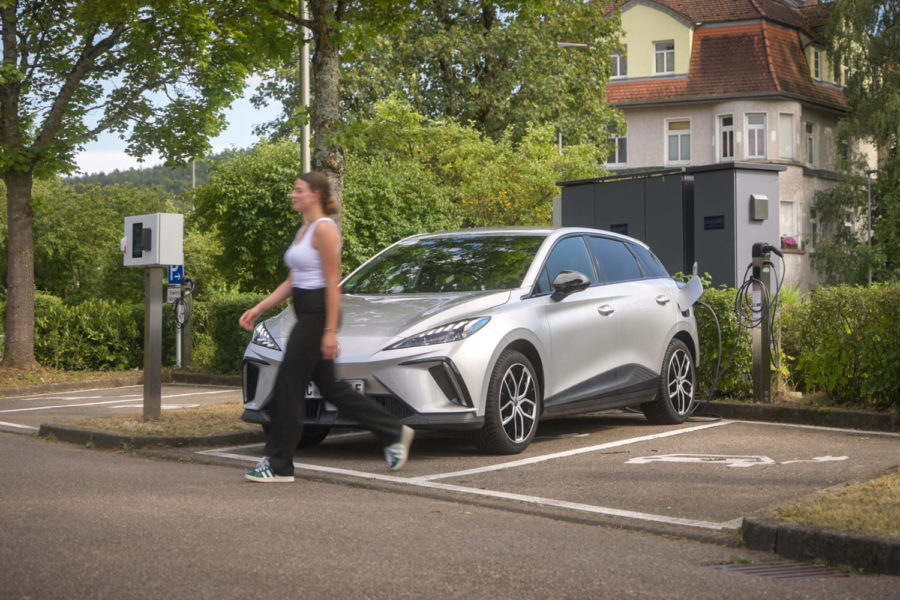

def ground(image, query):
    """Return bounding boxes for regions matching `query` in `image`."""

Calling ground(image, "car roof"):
[398,226,648,249]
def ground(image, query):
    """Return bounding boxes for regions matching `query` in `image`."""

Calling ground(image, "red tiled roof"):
[609,0,825,39]
[606,20,846,110]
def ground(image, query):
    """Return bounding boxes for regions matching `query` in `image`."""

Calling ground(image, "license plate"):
[305,380,365,399]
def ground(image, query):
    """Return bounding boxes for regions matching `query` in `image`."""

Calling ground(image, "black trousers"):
[264,287,402,476]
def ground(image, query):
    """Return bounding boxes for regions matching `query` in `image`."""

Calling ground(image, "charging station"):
[121,213,184,419]
[557,162,783,288]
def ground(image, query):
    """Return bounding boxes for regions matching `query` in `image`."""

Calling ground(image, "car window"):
[587,236,642,283]
[535,236,596,294]
[342,235,545,294]
[628,242,670,279]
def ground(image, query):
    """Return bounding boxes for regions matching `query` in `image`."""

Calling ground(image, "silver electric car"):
[241,227,703,454]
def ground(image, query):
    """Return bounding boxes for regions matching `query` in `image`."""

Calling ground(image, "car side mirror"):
[550,270,591,302]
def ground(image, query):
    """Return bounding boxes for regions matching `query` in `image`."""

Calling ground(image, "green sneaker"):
[245,458,294,483]
[384,425,415,471]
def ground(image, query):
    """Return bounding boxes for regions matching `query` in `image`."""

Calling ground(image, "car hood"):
[269,290,512,359]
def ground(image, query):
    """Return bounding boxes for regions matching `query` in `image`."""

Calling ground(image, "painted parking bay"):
[201,411,900,531]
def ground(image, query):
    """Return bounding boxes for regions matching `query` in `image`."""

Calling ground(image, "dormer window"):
[654,41,674,74]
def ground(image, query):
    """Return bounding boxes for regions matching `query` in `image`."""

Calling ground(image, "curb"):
[704,400,899,433]
[38,423,264,450]
[742,518,900,575]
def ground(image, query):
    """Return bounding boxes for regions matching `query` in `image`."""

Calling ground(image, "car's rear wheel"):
[641,339,695,424]
[261,424,331,448]
[472,350,540,454]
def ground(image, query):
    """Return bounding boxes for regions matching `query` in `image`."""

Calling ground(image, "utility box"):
[122,213,184,267]
[558,163,783,287]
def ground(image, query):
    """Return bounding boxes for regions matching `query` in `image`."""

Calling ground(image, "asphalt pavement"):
[2,372,898,576]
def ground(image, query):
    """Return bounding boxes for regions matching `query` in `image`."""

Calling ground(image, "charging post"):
[122,214,184,420]
[751,243,773,403]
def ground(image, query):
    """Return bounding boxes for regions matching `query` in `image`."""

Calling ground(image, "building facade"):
[603,0,858,290]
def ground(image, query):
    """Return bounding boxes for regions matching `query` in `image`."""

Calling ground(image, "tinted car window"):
[587,236,642,283]
[343,235,545,294]
[628,242,670,279]
[535,236,596,294]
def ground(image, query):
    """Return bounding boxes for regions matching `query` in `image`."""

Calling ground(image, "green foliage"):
[31,293,143,371]
[191,291,266,374]
[780,283,900,408]
[191,140,304,293]
[339,1,623,148]
[695,285,753,400]
[817,0,900,283]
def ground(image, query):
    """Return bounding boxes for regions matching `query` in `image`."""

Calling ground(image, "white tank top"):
[284,218,335,289]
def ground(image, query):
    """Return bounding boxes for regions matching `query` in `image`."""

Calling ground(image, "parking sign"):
[167,265,184,285]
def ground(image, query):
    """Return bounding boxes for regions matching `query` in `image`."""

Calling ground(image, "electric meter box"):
[123,213,184,267]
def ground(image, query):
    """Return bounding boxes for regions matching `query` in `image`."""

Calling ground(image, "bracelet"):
[324,327,337,332]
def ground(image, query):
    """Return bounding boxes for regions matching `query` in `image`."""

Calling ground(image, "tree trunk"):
[2,170,38,369]
[309,1,345,224]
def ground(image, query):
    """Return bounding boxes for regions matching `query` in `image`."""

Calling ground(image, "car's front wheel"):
[641,338,696,424]
[472,350,541,454]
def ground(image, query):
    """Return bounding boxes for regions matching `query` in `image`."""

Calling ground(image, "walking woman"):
[238,172,414,482]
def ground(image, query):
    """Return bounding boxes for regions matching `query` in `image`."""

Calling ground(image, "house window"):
[746,114,767,158]
[778,113,794,159]
[719,115,734,160]
[780,201,798,249]
[813,49,821,80]
[805,122,815,164]
[607,136,627,167]
[611,46,627,78]
[654,41,674,74]
[808,208,819,252]
[667,120,690,163]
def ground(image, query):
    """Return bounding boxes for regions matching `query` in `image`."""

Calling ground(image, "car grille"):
[305,395,416,422]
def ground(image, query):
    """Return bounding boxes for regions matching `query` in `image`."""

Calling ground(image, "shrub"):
[191,291,267,374]
[695,285,753,400]
[781,283,900,409]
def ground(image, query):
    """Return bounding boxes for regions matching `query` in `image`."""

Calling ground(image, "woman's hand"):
[321,330,339,360]
[238,307,261,332]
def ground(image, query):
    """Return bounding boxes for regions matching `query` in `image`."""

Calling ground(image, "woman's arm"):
[238,277,293,331]
[315,220,342,360]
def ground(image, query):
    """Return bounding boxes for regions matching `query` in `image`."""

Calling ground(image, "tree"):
[814,0,900,282]
[0,0,280,368]
[341,1,622,147]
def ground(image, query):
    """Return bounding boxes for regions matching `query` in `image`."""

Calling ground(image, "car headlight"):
[251,322,281,351]
[385,317,490,350]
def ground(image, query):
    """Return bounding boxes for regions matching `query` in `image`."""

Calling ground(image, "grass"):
[771,468,900,538]
[64,401,259,437]
[0,366,132,388]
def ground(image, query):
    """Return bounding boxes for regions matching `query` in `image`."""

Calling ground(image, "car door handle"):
[597,305,614,316]
[655,295,671,305]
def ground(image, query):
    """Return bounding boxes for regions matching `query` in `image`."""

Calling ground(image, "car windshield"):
[343,235,546,294]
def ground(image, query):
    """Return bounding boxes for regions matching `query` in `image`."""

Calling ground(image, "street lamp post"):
[866,168,878,286]
[555,42,591,155]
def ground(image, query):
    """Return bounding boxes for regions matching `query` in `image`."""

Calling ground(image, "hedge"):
[190,291,267,374]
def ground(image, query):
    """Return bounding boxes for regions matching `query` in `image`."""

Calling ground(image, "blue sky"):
[74,78,279,175]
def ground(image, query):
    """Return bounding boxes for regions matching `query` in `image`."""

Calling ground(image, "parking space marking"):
[0,389,234,414]
[733,419,900,438]
[418,421,732,481]
[199,445,744,531]
[0,420,38,431]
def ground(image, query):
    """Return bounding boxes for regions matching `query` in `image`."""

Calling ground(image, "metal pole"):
[143,267,163,420]
[300,0,311,173]
[751,247,771,404]
[866,169,873,286]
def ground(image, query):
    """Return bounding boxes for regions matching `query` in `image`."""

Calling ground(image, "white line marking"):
[0,385,142,401]
[0,420,39,431]
[205,449,742,531]
[781,455,848,465]
[417,421,732,481]
[626,454,776,468]
[0,389,234,414]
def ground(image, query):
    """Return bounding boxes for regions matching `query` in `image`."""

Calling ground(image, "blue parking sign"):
[168,264,184,285]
